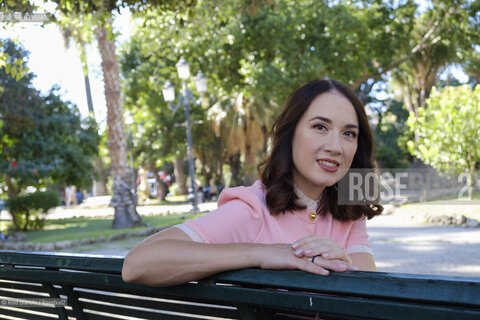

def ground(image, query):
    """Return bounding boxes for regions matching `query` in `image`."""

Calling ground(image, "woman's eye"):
[344,131,358,138]
[312,123,327,131]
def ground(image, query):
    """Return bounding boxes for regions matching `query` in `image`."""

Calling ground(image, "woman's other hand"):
[291,235,356,271]
[257,243,352,276]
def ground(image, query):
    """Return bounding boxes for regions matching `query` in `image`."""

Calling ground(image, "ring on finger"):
[311,255,321,263]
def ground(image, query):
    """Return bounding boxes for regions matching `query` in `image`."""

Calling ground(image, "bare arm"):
[349,252,376,271]
[122,227,349,286]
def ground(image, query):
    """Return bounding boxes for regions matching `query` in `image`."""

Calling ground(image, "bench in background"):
[1,250,479,320]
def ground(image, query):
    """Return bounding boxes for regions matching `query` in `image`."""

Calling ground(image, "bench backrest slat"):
[75,289,239,318]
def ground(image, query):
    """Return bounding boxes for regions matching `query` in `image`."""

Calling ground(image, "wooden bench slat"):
[0,279,45,292]
[81,310,133,320]
[76,289,239,318]
[79,300,210,320]
[0,306,59,320]
[0,251,123,273]
[208,268,480,307]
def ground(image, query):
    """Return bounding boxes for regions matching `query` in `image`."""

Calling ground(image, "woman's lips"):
[317,159,340,172]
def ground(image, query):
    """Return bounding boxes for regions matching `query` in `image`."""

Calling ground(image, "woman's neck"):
[294,185,322,211]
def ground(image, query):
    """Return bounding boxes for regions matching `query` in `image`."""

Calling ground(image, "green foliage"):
[407,85,479,199]
[0,39,100,197]
[0,0,36,85]
[374,100,412,168]
[390,0,478,114]
[407,85,480,172]
[50,0,185,15]
[6,190,60,231]
[0,0,35,12]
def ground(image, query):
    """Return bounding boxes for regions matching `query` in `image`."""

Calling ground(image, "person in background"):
[122,79,383,287]
[208,178,218,201]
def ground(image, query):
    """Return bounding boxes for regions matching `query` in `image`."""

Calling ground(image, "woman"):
[122,79,383,286]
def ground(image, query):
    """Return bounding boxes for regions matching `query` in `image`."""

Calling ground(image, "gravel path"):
[367,214,480,277]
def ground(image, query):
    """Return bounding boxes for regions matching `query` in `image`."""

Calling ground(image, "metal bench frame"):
[1,250,479,319]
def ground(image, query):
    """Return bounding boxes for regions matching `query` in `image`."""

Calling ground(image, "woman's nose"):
[324,134,342,155]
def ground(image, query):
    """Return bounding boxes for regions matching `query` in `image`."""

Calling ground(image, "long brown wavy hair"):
[259,79,383,221]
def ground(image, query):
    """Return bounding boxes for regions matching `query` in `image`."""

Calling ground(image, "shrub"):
[7,190,60,231]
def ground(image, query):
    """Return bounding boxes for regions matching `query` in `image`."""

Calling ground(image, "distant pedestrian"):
[208,178,218,200]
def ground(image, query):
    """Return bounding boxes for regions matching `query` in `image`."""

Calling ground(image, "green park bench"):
[0,250,479,320]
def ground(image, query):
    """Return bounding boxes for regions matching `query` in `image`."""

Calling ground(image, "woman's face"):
[292,90,359,200]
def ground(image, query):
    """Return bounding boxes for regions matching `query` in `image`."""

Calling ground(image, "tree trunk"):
[80,39,95,115]
[81,41,107,197]
[5,174,18,198]
[84,74,94,114]
[468,151,475,201]
[92,157,108,196]
[149,162,166,201]
[228,153,243,187]
[96,22,141,229]
[153,170,166,201]
[217,155,224,187]
[174,156,187,195]
[244,141,256,185]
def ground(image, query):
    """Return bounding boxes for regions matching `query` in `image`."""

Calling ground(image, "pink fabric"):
[182,180,371,252]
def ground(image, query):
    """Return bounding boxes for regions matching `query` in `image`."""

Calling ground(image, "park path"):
[366,214,480,277]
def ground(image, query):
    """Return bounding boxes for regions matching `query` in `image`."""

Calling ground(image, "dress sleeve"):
[345,218,373,255]
[175,186,264,244]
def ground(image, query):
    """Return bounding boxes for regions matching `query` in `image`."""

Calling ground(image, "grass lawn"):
[1,213,204,244]
[1,191,478,245]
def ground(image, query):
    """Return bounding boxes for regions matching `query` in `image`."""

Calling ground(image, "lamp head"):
[194,71,207,94]
[176,57,190,80]
[162,80,175,102]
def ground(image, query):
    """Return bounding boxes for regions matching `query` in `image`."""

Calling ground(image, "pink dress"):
[175,180,372,255]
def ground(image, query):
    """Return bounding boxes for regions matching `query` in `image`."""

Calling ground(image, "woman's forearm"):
[122,238,265,286]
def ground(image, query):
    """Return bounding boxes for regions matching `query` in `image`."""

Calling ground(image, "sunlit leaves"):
[407,85,480,174]
[0,40,100,196]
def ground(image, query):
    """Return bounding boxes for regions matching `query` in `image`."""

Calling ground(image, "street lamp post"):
[162,57,207,213]
[125,111,136,196]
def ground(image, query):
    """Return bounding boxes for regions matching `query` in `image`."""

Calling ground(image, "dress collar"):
[294,185,321,212]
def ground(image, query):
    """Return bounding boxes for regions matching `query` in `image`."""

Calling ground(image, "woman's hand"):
[291,235,357,272]
[257,243,354,276]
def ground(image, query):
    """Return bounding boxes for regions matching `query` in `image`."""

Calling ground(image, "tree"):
[373,100,412,168]
[56,12,95,115]
[0,39,100,198]
[96,17,142,228]
[50,0,145,228]
[407,85,480,199]
[391,0,478,115]
[120,0,423,185]
[0,0,34,86]
[57,12,109,196]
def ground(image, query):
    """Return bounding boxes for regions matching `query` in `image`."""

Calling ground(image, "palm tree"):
[58,13,108,196]
[96,17,142,228]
